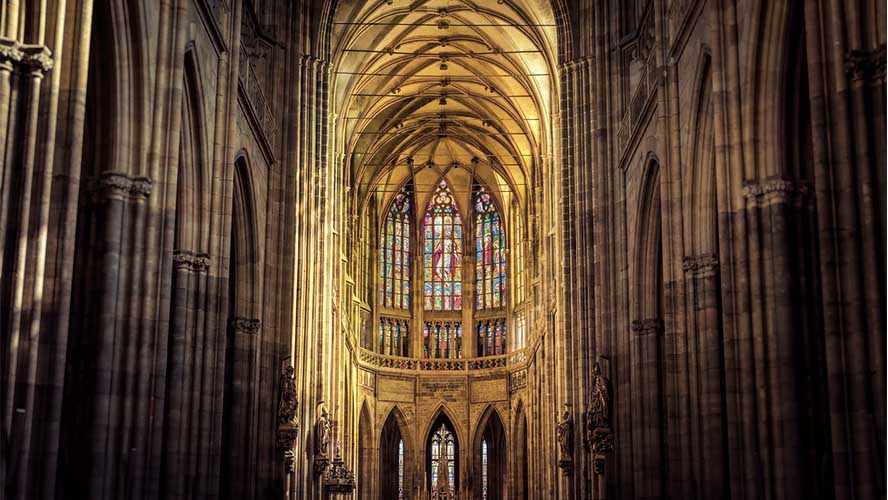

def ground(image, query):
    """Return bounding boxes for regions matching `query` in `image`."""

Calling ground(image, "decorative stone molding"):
[88,172,153,203]
[172,250,211,273]
[630,318,663,336]
[322,442,355,493]
[742,178,809,207]
[682,253,719,278]
[229,317,261,335]
[845,45,886,82]
[510,368,527,391]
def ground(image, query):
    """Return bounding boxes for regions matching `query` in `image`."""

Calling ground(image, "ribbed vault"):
[331,0,559,214]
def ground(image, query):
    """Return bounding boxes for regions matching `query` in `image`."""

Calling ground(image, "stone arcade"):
[0,0,885,499]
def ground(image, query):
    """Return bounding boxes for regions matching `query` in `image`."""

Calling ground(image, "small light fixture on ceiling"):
[426,160,434,169]
[439,93,448,106]
[451,161,460,169]
[439,57,448,71]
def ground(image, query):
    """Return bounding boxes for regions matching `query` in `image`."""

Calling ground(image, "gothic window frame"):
[473,182,507,311]
[423,179,463,312]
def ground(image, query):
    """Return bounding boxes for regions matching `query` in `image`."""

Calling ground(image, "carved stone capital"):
[88,172,153,203]
[682,253,719,278]
[172,250,211,273]
[630,318,663,336]
[0,39,23,70]
[229,317,261,335]
[845,45,886,82]
[742,178,809,207]
[19,45,53,75]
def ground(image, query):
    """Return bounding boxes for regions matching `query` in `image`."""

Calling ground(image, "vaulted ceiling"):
[330,0,559,217]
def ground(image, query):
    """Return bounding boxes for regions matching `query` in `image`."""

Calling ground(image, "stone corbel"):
[0,38,23,71]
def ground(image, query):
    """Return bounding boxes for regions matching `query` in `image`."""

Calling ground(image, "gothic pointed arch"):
[358,401,374,498]
[380,405,413,499]
[473,405,507,500]
[425,409,461,497]
[512,401,529,500]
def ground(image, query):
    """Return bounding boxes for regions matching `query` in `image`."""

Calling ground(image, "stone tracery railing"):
[356,347,529,373]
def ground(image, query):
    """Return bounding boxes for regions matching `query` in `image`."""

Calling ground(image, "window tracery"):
[474,184,506,310]
[424,180,462,311]
[381,184,412,310]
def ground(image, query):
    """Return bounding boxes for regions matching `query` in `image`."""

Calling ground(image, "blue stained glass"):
[473,183,506,310]
[380,184,412,313]
[423,179,462,311]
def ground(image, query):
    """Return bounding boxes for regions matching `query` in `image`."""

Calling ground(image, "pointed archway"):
[380,406,412,499]
[473,406,507,500]
[358,401,374,498]
[425,409,460,498]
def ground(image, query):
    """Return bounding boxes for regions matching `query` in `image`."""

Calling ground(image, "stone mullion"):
[803,2,884,496]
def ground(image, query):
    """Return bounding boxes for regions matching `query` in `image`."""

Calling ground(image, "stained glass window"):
[474,184,506,309]
[424,180,462,311]
[398,439,405,499]
[379,317,409,356]
[424,321,463,359]
[482,439,489,500]
[430,423,456,497]
[381,184,412,309]
[476,318,507,356]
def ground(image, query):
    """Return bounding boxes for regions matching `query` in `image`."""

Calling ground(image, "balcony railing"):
[356,347,529,373]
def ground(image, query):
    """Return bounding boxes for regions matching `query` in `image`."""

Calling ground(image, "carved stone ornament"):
[88,172,153,203]
[173,250,211,274]
[682,253,719,278]
[590,428,614,475]
[277,366,298,425]
[556,404,574,475]
[230,317,261,335]
[630,318,663,336]
[322,441,355,493]
[276,365,298,474]
[742,178,809,207]
[845,44,886,82]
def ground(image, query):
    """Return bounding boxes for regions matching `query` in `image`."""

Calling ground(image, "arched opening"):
[474,407,507,500]
[512,403,528,500]
[426,412,459,498]
[380,407,411,499]
[358,402,374,498]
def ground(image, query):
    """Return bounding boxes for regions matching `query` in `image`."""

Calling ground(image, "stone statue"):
[316,405,331,457]
[556,404,573,457]
[277,365,298,425]
[590,362,610,428]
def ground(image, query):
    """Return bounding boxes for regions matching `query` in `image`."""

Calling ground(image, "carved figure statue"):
[590,362,610,428]
[277,365,298,425]
[317,405,331,457]
[556,404,573,457]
